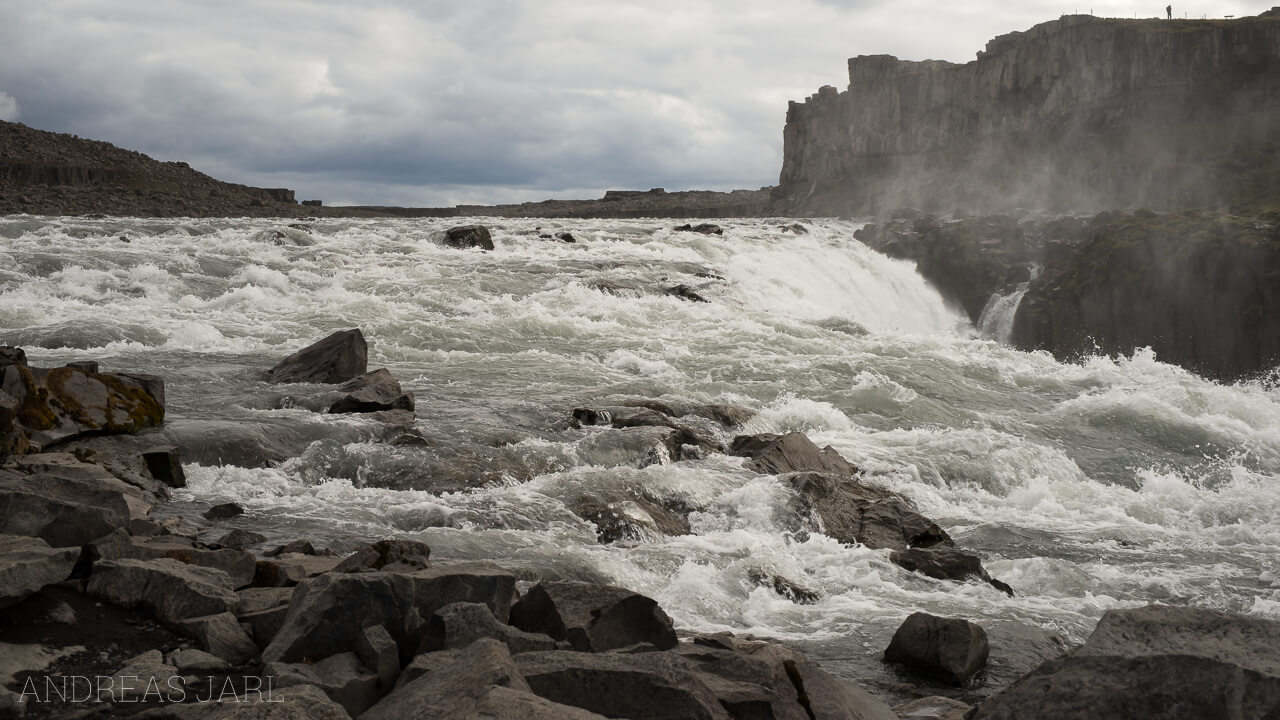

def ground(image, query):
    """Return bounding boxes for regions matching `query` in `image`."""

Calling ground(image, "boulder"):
[253,553,342,587]
[266,328,368,384]
[177,612,260,665]
[970,605,1280,720]
[90,530,258,589]
[883,612,990,686]
[0,363,165,451]
[326,369,415,414]
[746,567,821,604]
[574,426,688,468]
[0,346,26,367]
[107,649,181,702]
[670,643,813,720]
[214,529,267,550]
[893,696,972,720]
[508,580,677,652]
[788,472,953,550]
[132,683,351,719]
[0,463,131,546]
[734,641,898,720]
[673,223,724,235]
[666,284,709,302]
[422,601,559,655]
[331,538,431,573]
[0,534,81,609]
[263,563,517,665]
[268,652,385,716]
[982,620,1072,689]
[204,501,244,521]
[443,225,495,250]
[730,433,857,476]
[362,638,528,720]
[890,547,1013,596]
[142,445,186,488]
[569,494,691,544]
[86,558,238,623]
[515,650,731,720]
[470,685,610,719]
[166,648,232,674]
[356,624,401,690]
[266,539,330,557]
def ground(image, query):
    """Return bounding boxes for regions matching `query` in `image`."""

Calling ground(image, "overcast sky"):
[0,1,1260,207]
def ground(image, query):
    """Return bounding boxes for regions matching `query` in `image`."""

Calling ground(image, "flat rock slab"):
[92,530,257,589]
[326,368,415,414]
[266,328,367,384]
[1,363,164,451]
[509,580,677,652]
[0,462,132,546]
[970,605,1280,720]
[0,534,80,609]
[86,558,238,624]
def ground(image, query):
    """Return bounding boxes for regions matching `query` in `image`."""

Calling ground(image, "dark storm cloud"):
[0,0,1259,206]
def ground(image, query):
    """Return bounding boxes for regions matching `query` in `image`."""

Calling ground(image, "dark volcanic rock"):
[970,604,1280,720]
[0,534,80,609]
[890,547,1013,596]
[788,471,953,550]
[1,363,165,452]
[141,444,186,488]
[0,346,27,367]
[266,328,368,384]
[746,567,822,604]
[203,501,245,521]
[509,580,678,652]
[666,284,709,302]
[673,223,724,235]
[0,458,132,546]
[443,224,495,250]
[569,494,692,544]
[421,601,560,654]
[86,558,238,623]
[884,612,990,686]
[90,528,258,589]
[362,638,531,720]
[331,538,431,573]
[730,432,858,476]
[326,368,415,414]
[515,650,730,720]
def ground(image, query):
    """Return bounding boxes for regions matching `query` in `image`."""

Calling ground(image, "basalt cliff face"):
[775,11,1280,217]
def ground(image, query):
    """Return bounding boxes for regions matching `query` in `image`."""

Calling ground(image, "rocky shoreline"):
[4,307,1280,719]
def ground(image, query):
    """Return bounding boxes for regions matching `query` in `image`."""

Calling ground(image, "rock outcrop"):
[775,12,1280,216]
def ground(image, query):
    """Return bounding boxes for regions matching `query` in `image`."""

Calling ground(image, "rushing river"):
[3,215,1278,700]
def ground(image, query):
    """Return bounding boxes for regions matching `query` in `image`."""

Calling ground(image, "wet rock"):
[178,611,259,665]
[893,696,972,720]
[252,553,342,587]
[982,620,1072,689]
[614,397,755,429]
[87,558,237,623]
[780,223,810,234]
[326,368,415,414]
[213,529,267,550]
[443,224,495,250]
[669,643,812,720]
[421,601,560,654]
[90,529,257,589]
[516,650,732,720]
[740,640,899,720]
[263,563,517,665]
[0,346,26,366]
[142,445,186,488]
[884,612,990,686]
[0,534,81,609]
[571,407,612,427]
[970,605,1280,720]
[569,494,691,544]
[363,638,529,720]
[268,652,385,716]
[574,425,686,468]
[508,580,678,652]
[787,472,953,551]
[1,363,165,451]
[203,501,244,521]
[890,547,1012,596]
[731,432,858,476]
[266,328,368,384]
[266,539,329,557]
[331,538,431,573]
[746,567,821,604]
[666,284,708,302]
[673,223,724,235]
[0,461,132,546]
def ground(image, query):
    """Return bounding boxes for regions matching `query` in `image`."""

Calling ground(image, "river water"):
[3,215,1278,699]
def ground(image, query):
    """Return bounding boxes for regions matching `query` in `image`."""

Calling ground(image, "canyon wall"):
[775,10,1280,217]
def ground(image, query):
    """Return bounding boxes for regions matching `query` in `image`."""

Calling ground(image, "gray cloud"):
[0,0,1261,205]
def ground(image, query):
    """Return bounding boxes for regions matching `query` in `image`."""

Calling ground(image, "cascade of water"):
[978,285,1029,343]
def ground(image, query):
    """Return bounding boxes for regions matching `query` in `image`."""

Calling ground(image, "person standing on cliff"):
[1166,5,1172,18]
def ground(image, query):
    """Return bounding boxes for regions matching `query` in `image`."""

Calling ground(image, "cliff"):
[775,10,1280,217]
[0,120,313,217]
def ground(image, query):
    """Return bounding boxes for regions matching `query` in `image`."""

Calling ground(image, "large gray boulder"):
[326,369,415,414]
[0,534,81,609]
[568,493,691,544]
[890,547,1013,596]
[86,558,238,623]
[883,612,990,686]
[970,604,1280,720]
[331,539,431,574]
[515,650,731,720]
[266,329,367,384]
[0,462,132,546]
[730,432,857,476]
[362,638,527,720]
[787,471,952,550]
[1,363,165,451]
[443,225,495,250]
[268,652,385,716]
[509,580,677,652]
[177,611,260,665]
[263,563,517,665]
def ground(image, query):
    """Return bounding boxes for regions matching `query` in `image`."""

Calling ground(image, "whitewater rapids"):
[2,215,1278,698]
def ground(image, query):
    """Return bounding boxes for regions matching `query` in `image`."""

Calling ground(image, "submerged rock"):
[787,471,953,551]
[673,223,724,235]
[890,547,1013,596]
[326,368,415,414]
[730,432,857,476]
[884,612,990,686]
[443,224,495,250]
[509,580,678,652]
